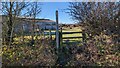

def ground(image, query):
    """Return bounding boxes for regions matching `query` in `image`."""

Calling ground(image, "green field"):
[13,27,83,45]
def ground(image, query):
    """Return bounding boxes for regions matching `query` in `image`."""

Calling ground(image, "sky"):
[0,2,74,24]
[37,2,75,24]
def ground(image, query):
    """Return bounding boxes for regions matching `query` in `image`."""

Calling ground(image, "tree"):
[25,2,41,45]
[1,2,41,45]
[67,2,119,39]
[1,2,30,45]
[67,3,119,66]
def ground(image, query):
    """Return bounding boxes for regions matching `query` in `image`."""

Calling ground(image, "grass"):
[45,27,82,39]
[13,27,83,45]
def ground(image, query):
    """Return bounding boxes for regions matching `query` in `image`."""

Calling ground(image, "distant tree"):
[26,2,41,45]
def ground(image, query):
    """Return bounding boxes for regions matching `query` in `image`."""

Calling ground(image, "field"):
[13,27,83,45]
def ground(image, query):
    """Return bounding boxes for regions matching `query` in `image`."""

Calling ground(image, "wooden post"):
[31,22,35,41]
[0,16,2,68]
[43,30,45,38]
[82,30,86,45]
[39,26,42,37]
[49,29,52,39]
[60,26,62,45]
[56,10,59,51]
[0,17,2,46]
[22,24,24,42]
[36,25,40,39]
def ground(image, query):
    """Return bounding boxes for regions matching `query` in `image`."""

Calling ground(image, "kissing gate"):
[55,10,86,50]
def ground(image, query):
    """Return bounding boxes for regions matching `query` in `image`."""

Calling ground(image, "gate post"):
[82,30,86,46]
[56,10,59,51]
[60,27,62,46]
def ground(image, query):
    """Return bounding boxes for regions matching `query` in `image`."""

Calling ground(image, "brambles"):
[66,2,119,66]
[2,38,57,66]
[2,34,119,66]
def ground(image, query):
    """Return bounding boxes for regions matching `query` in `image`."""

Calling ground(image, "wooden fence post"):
[43,29,45,38]
[60,26,62,45]
[22,24,24,42]
[82,30,86,45]
[49,29,52,39]
[56,10,59,51]
[36,25,40,40]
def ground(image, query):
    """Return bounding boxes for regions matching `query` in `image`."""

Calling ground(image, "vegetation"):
[2,38,57,66]
[1,2,119,67]
[66,2,120,66]
[2,27,119,67]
